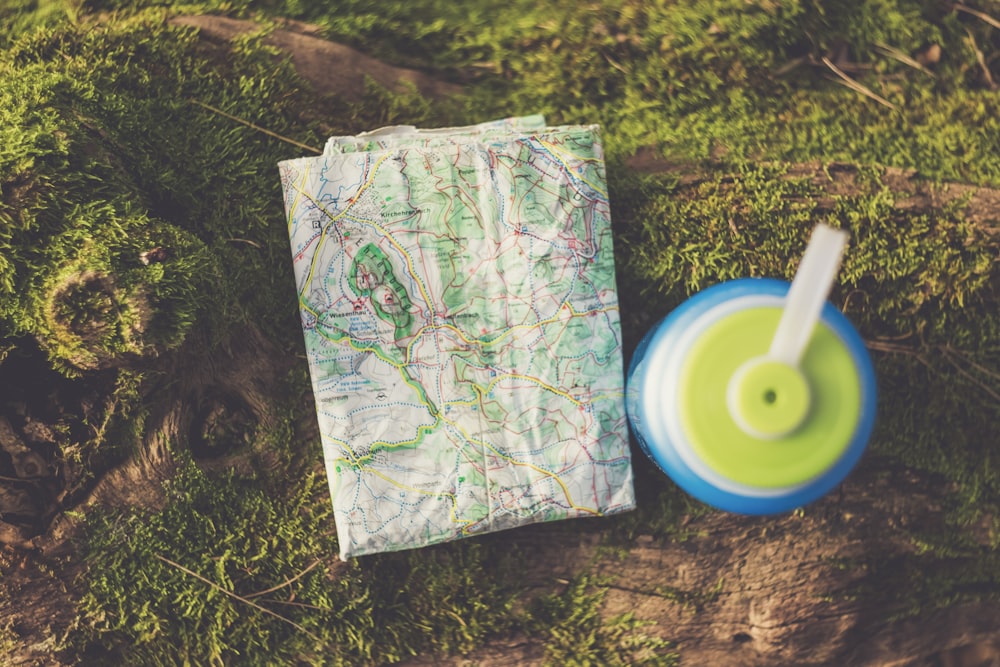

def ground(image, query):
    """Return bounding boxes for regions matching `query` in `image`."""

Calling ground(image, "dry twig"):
[225,237,264,249]
[939,346,1000,404]
[955,3,1000,30]
[867,340,1000,405]
[940,345,1000,383]
[822,57,898,111]
[189,98,322,154]
[246,558,323,599]
[154,553,324,643]
[268,599,335,612]
[874,43,936,78]
[864,339,920,354]
[963,28,997,89]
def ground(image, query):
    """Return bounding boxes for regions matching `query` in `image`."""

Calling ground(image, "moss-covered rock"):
[31,217,211,371]
[0,12,330,369]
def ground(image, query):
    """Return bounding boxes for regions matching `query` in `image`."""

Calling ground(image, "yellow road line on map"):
[486,373,582,405]
[304,324,439,420]
[443,397,479,408]
[536,139,607,198]
[404,302,621,362]
[481,303,619,348]
[590,390,627,401]
[291,153,392,301]
[440,385,485,409]
[357,465,475,528]
[440,415,601,517]
[307,322,401,369]
[285,164,310,231]
[289,158,436,330]
[330,395,605,524]
[339,415,603,521]
[351,419,441,467]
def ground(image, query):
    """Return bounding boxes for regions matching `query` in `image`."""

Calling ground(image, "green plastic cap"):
[727,359,811,439]
[676,306,862,489]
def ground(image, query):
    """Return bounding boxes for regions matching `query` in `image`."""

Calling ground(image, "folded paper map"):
[279,116,635,559]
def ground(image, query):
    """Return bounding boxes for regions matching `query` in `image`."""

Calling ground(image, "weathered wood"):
[170,15,462,102]
[625,151,1000,232]
[401,469,1000,667]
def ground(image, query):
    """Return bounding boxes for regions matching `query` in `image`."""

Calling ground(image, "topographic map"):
[279,117,634,559]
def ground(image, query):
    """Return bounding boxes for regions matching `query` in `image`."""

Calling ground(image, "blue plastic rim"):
[625,278,877,515]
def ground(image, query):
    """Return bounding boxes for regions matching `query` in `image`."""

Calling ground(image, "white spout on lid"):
[768,224,849,367]
[726,223,849,440]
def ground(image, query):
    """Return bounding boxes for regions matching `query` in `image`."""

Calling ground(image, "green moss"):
[870,351,1000,526]
[652,578,725,613]
[0,12,335,354]
[27,214,213,371]
[832,548,1000,622]
[0,0,74,47]
[76,459,341,665]
[616,165,998,343]
[224,0,999,184]
[75,454,557,665]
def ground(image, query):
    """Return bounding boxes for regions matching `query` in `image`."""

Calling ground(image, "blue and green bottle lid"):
[626,225,877,514]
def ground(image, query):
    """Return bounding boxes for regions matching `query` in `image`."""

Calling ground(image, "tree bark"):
[169,15,463,102]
